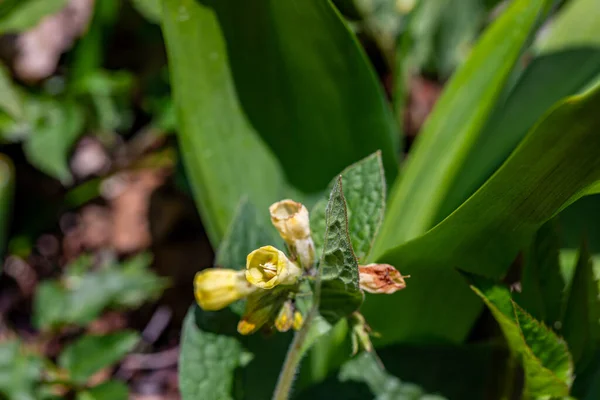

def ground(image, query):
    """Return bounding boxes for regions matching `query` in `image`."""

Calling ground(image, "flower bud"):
[194,268,256,311]
[350,312,373,355]
[292,311,303,331]
[269,200,315,268]
[237,290,285,335]
[358,264,408,294]
[246,245,301,289]
[274,301,294,332]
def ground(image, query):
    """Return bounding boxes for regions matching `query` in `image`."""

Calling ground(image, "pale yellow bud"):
[246,245,301,289]
[194,268,256,311]
[275,301,294,332]
[358,264,408,294]
[269,199,315,268]
[292,311,303,331]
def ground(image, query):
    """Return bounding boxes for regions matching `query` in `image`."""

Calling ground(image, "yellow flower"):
[269,200,315,268]
[292,311,303,331]
[274,301,294,332]
[246,245,301,289]
[194,268,256,311]
[358,264,408,294]
[237,290,286,335]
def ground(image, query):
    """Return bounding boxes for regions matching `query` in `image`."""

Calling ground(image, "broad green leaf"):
[0,340,43,400]
[77,381,128,400]
[0,155,14,258]
[373,0,549,256]
[23,98,85,184]
[0,0,68,33]
[59,332,139,384]
[339,352,447,400]
[319,177,362,321]
[467,274,573,397]
[362,83,600,344]
[215,198,282,271]
[0,63,22,119]
[536,0,600,53]
[437,48,600,220]
[180,0,398,193]
[179,306,244,400]
[161,0,286,245]
[312,152,386,263]
[562,242,600,371]
[34,254,167,330]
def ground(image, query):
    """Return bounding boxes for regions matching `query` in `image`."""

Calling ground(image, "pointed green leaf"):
[0,63,22,120]
[319,177,362,321]
[373,0,549,256]
[59,332,139,384]
[312,152,386,263]
[362,83,600,344]
[77,381,128,400]
[179,306,244,400]
[0,0,69,34]
[562,241,600,371]
[467,274,573,397]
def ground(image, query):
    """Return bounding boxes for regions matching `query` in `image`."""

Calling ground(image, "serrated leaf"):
[0,0,69,34]
[318,177,362,321]
[179,306,244,400]
[59,332,139,384]
[562,241,600,371]
[312,152,386,263]
[363,83,600,344]
[76,381,128,400]
[0,340,43,400]
[466,273,573,397]
[216,198,281,271]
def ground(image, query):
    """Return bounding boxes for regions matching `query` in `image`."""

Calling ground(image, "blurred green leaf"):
[0,340,43,400]
[312,152,386,263]
[59,332,139,384]
[536,0,600,53]
[34,254,168,330]
[179,306,244,400]
[77,381,129,400]
[0,155,14,258]
[562,241,600,371]
[161,0,287,245]
[466,274,573,398]
[363,83,600,344]
[339,352,447,400]
[0,0,68,33]
[22,97,85,184]
[130,0,162,23]
[319,177,362,322]
[373,0,549,256]
[0,63,22,119]
[437,48,600,220]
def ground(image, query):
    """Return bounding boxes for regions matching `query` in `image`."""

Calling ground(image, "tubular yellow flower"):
[358,264,408,294]
[269,200,315,269]
[194,268,256,311]
[274,301,294,332]
[246,245,301,289]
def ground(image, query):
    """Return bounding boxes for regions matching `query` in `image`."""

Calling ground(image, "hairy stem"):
[272,272,322,400]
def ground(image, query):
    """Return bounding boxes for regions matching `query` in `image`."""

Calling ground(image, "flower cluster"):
[194,199,408,336]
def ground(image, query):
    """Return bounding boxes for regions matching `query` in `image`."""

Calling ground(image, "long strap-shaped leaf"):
[372,0,549,257]
[362,83,600,345]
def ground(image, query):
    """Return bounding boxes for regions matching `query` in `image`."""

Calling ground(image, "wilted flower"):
[275,301,294,332]
[246,245,301,289]
[269,200,315,268]
[358,264,408,294]
[194,268,256,311]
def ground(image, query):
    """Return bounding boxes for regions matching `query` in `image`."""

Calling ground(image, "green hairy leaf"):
[319,177,362,321]
[373,0,550,256]
[179,306,245,400]
[466,274,573,398]
[362,83,600,344]
[59,332,139,384]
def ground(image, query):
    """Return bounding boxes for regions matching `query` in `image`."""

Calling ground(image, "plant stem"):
[272,272,323,400]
